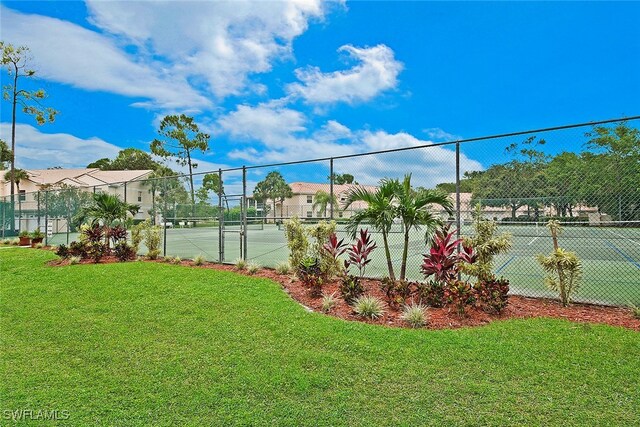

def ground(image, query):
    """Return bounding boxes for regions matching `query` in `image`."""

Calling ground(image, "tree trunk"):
[382,231,395,280]
[10,69,18,233]
[186,150,195,217]
[399,228,410,280]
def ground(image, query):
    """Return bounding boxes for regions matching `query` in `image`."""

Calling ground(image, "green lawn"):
[1,248,639,426]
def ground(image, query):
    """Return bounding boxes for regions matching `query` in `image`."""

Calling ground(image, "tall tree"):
[4,168,29,224]
[345,178,401,280]
[312,190,339,217]
[394,174,453,280]
[89,148,162,171]
[329,173,357,185]
[0,139,12,169]
[150,114,210,210]
[1,42,57,226]
[199,172,228,210]
[253,171,293,220]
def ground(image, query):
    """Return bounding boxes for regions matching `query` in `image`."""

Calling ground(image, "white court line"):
[607,229,640,246]
[527,236,539,246]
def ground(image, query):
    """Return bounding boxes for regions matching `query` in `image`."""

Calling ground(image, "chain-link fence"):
[2,117,639,306]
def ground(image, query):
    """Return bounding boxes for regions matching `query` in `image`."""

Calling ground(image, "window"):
[18,190,26,202]
[316,211,322,218]
[137,191,142,202]
[306,211,312,218]
[307,195,313,203]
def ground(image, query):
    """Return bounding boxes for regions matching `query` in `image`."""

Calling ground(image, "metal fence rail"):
[2,116,639,307]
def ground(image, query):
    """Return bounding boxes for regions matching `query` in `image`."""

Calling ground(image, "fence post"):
[124,182,127,203]
[330,158,334,220]
[218,168,224,263]
[44,191,49,247]
[455,142,461,251]
[162,178,167,257]
[242,166,248,260]
[37,191,41,230]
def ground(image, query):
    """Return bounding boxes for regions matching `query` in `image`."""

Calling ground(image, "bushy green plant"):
[31,228,44,239]
[69,240,88,258]
[88,242,106,263]
[19,230,30,238]
[193,254,206,266]
[308,220,339,278]
[283,216,309,271]
[297,256,323,296]
[417,280,446,308]
[55,244,70,259]
[339,274,364,305]
[461,204,512,281]
[400,302,428,328]
[234,258,247,270]
[275,261,291,275]
[141,220,162,260]
[475,277,510,314]
[445,280,476,316]
[321,292,337,313]
[536,220,582,306]
[171,256,182,265]
[68,255,81,265]
[380,277,415,308]
[130,222,144,254]
[353,295,386,319]
[246,262,261,275]
[114,242,136,262]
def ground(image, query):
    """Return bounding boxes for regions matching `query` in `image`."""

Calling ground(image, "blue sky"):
[1,1,639,189]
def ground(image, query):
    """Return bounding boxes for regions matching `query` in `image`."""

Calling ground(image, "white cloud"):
[216,105,482,187]
[423,128,462,142]
[286,44,404,105]
[0,6,210,110]
[0,122,122,170]
[85,0,335,98]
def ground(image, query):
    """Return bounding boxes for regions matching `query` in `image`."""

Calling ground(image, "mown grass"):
[1,248,638,426]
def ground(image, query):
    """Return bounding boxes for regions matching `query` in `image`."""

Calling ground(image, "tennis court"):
[46,221,639,306]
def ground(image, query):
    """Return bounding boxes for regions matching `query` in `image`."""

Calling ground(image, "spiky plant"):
[400,302,428,328]
[353,295,386,319]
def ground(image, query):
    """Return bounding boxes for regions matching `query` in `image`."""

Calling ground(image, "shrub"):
[631,304,640,320]
[142,221,162,259]
[353,295,385,319]
[421,225,476,284]
[69,241,88,258]
[108,224,128,246]
[401,302,428,328]
[82,224,104,244]
[55,244,70,259]
[88,242,106,263]
[2,238,11,245]
[171,256,182,265]
[130,222,144,254]
[19,230,30,238]
[114,242,136,262]
[445,280,476,316]
[193,254,206,266]
[344,228,377,278]
[34,242,44,249]
[322,232,347,277]
[417,280,446,308]
[234,258,247,270]
[536,220,582,306]
[339,274,364,305]
[283,217,309,271]
[69,256,81,265]
[10,238,20,245]
[475,277,510,314]
[31,228,45,239]
[246,262,261,275]
[321,292,337,313]
[307,220,338,278]
[461,204,512,281]
[380,277,415,308]
[275,261,291,275]
[297,256,323,296]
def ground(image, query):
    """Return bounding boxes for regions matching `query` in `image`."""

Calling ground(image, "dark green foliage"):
[380,277,415,308]
[417,280,446,308]
[297,257,323,296]
[88,242,107,263]
[339,274,364,305]
[54,244,70,259]
[108,224,128,246]
[475,277,510,314]
[445,280,476,316]
[82,224,104,244]
[68,241,88,258]
[114,242,136,262]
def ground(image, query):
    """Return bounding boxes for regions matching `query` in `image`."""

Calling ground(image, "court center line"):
[604,240,640,270]
[607,229,640,246]
[527,236,539,246]
[496,255,516,274]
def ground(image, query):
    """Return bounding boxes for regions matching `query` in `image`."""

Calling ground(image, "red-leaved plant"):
[344,229,377,278]
[322,233,347,260]
[421,225,476,284]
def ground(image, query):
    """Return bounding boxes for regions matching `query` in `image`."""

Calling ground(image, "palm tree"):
[344,179,401,280]
[76,192,139,247]
[394,174,453,280]
[4,169,28,230]
[312,190,339,218]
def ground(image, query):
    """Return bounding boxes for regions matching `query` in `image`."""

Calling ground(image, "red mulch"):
[45,249,640,331]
